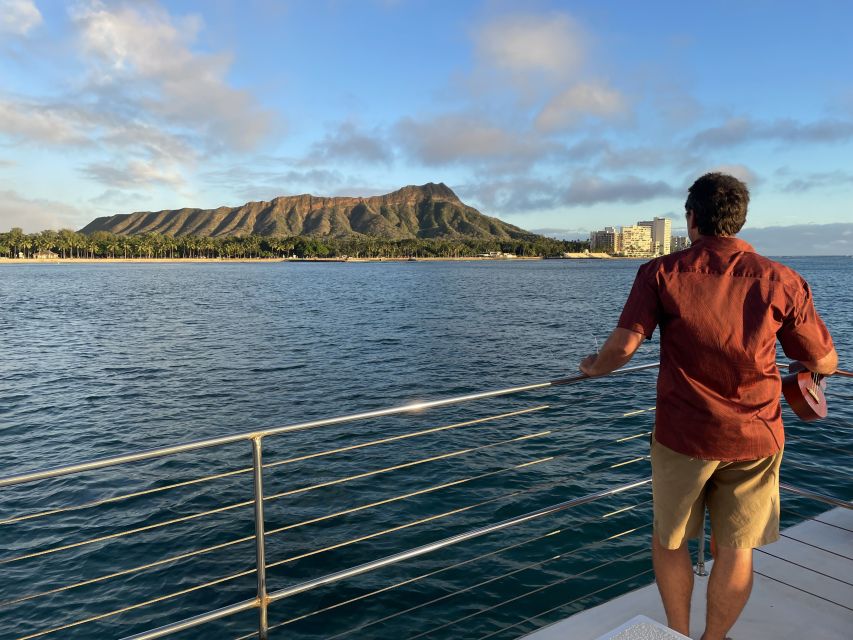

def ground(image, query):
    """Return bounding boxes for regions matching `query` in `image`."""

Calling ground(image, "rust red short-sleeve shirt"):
[617,236,834,461]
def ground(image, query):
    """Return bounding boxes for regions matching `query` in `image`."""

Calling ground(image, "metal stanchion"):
[251,437,269,640]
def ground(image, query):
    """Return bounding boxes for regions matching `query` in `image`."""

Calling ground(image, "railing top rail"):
[0,363,661,489]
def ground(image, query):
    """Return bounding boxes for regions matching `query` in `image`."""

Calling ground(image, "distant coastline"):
[0,254,622,265]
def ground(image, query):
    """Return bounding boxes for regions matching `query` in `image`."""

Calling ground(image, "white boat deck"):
[521,507,853,640]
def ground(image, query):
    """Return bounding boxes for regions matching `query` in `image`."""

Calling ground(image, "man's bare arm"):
[800,347,838,376]
[578,328,646,377]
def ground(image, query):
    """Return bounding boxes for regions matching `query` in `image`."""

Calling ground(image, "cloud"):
[0,0,42,35]
[536,82,628,131]
[460,172,679,214]
[89,188,146,207]
[395,113,556,169]
[739,223,853,256]
[458,176,562,214]
[0,2,276,193]
[778,170,853,193]
[82,159,186,189]
[305,122,392,164]
[692,116,853,148]
[474,13,585,83]
[529,227,589,240]
[201,163,352,201]
[0,99,92,145]
[71,1,274,152]
[705,164,760,186]
[565,174,678,205]
[0,189,85,232]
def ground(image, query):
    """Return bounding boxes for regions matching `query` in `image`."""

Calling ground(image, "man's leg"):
[702,546,753,640]
[652,534,693,636]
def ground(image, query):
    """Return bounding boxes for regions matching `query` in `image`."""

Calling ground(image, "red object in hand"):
[781,362,827,422]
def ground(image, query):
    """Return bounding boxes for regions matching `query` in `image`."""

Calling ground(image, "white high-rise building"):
[639,217,672,255]
[620,225,653,257]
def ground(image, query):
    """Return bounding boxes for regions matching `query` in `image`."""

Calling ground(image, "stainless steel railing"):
[0,363,659,640]
[1,361,849,640]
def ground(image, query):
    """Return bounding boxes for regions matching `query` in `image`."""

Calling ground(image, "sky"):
[1,0,852,253]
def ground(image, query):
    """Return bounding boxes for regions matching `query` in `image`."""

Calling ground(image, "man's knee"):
[711,545,753,573]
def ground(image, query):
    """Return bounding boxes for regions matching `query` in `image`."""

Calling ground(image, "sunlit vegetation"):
[1,228,588,259]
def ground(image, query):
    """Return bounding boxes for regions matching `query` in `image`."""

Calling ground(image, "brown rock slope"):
[80,183,538,240]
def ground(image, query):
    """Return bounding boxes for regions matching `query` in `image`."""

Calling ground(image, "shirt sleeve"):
[617,261,660,339]
[777,278,835,362]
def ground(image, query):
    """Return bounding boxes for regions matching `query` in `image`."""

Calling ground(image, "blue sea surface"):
[1,258,850,639]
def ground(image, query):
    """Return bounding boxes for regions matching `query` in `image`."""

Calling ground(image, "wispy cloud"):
[692,116,853,148]
[536,82,629,131]
[395,113,557,169]
[0,1,275,195]
[71,1,274,152]
[529,227,589,240]
[0,0,42,36]
[705,164,760,186]
[459,172,678,214]
[0,99,93,145]
[82,159,186,189]
[0,189,84,232]
[565,174,677,205]
[740,223,853,255]
[458,176,562,213]
[778,170,853,193]
[305,122,392,165]
[474,13,586,85]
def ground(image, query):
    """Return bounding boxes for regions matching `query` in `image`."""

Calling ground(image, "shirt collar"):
[691,235,755,254]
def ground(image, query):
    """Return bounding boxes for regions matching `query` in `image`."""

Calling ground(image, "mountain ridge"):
[80,183,538,241]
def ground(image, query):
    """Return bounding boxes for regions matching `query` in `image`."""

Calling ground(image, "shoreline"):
[0,256,617,265]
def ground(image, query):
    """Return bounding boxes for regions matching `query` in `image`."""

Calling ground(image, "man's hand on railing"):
[578,328,645,377]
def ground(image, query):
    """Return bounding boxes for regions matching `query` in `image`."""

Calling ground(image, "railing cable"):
[0,363,661,489]
[0,406,548,527]
[234,499,653,640]
[2,453,553,609]
[2,427,653,609]
[330,525,652,640]
[0,431,550,566]
[99,480,652,640]
[474,566,656,640]
[405,543,652,640]
[14,469,589,639]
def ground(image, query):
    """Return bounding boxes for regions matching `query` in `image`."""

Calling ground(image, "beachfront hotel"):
[590,216,687,257]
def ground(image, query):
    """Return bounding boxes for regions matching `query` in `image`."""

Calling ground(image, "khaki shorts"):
[651,436,783,550]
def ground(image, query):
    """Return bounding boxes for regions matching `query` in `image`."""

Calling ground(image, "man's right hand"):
[798,348,839,376]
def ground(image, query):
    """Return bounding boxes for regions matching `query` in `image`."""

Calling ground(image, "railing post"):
[694,507,708,577]
[251,436,269,639]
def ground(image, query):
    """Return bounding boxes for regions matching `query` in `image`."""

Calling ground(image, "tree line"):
[1,228,588,260]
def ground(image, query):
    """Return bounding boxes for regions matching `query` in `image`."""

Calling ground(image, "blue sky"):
[1,0,852,251]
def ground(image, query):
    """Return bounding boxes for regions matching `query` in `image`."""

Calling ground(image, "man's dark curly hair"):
[685,172,749,236]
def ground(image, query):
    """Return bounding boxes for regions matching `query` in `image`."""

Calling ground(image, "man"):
[578,172,837,640]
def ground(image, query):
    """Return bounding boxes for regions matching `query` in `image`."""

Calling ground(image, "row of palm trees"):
[1,228,588,260]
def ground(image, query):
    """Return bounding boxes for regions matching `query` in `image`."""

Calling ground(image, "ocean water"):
[1,257,850,640]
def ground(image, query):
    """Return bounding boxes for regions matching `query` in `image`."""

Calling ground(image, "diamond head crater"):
[3,184,586,260]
